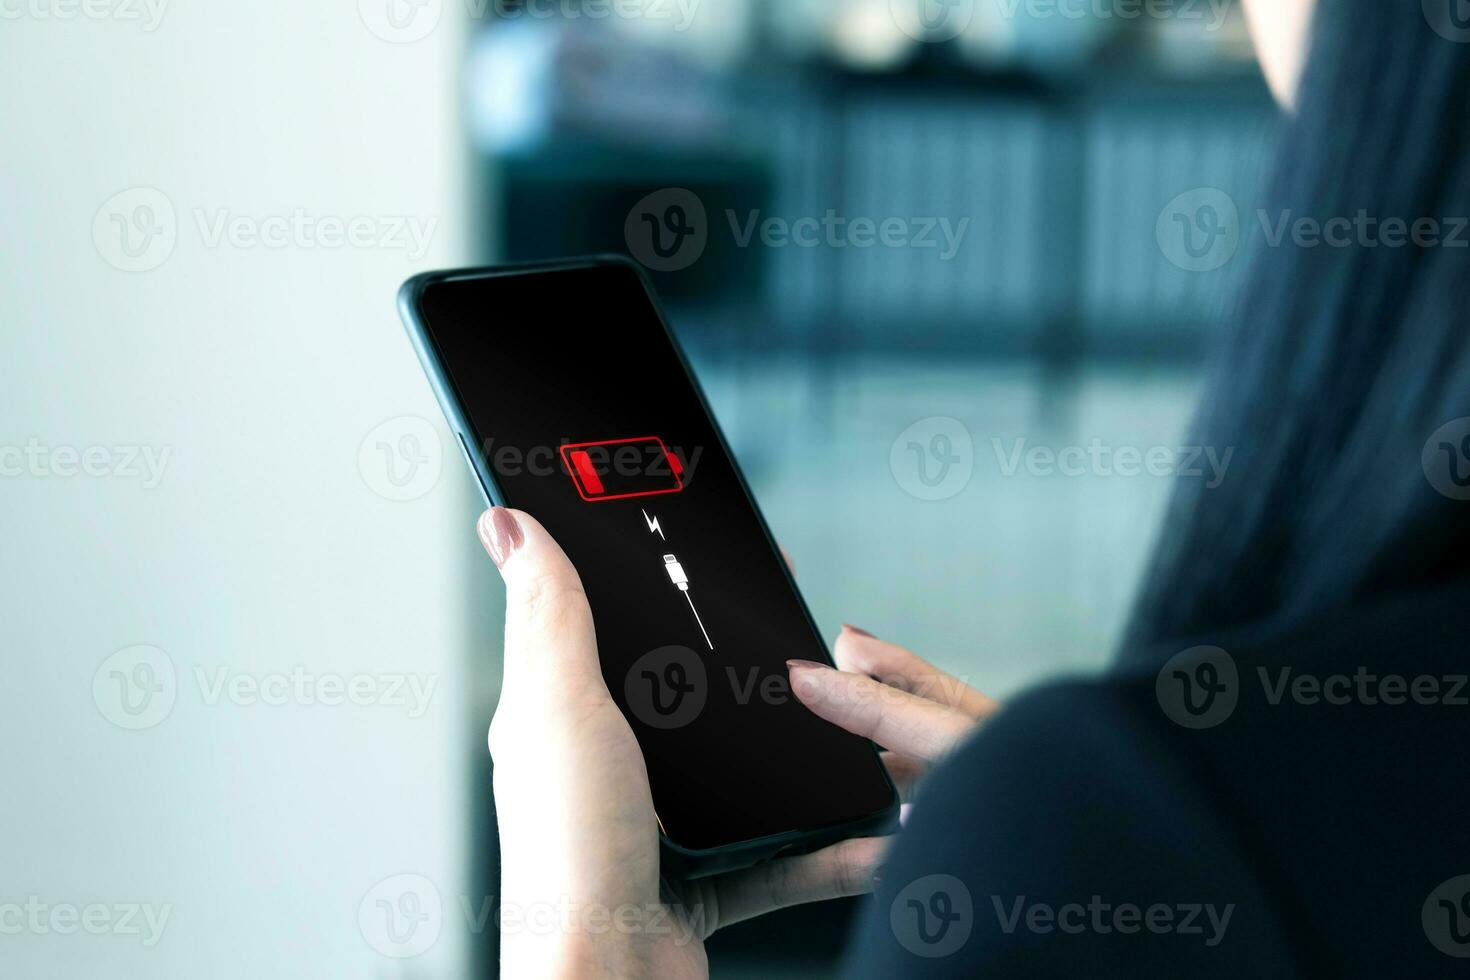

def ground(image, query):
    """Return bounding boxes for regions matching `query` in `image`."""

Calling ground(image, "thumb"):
[477,507,602,692]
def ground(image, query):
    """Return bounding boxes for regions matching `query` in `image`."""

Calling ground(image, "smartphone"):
[397,256,898,878]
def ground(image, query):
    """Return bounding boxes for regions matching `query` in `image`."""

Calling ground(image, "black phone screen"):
[415,261,895,852]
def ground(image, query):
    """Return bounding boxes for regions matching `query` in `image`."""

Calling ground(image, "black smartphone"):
[397,256,899,878]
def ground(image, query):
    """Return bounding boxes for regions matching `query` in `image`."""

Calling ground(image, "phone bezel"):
[397,255,900,877]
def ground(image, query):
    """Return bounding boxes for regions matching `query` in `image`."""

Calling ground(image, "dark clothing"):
[842,580,1470,978]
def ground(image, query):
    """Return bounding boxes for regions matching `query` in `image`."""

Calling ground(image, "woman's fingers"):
[705,836,886,932]
[476,508,604,698]
[833,626,998,720]
[881,751,925,803]
[787,662,976,762]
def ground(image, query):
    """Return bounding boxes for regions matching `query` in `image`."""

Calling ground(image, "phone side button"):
[455,431,494,506]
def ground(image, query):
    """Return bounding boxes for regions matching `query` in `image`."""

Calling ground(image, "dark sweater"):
[841,580,1470,978]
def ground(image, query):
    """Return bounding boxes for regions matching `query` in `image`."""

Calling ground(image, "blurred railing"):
[480,31,1278,363]
[737,73,1276,358]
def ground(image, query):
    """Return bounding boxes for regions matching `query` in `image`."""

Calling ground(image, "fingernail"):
[786,659,830,671]
[477,508,524,569]
[843,624,876,639]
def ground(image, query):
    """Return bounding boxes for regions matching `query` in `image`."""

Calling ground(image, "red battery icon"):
[560,436,685,503]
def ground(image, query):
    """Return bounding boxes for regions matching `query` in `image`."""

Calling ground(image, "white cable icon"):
[663,554,713,651]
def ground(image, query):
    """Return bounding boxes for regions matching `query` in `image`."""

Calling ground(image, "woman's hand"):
[478,508,889,980]
[786,626,1000,808]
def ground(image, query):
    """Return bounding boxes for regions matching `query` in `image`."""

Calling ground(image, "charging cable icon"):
[663,554,713,651]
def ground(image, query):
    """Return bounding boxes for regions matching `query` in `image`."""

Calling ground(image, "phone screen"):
[415,261,895,852]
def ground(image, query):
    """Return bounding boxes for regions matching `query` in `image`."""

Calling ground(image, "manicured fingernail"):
[843,624,877,638]
[477,508,524,568]
[786,659,830,671]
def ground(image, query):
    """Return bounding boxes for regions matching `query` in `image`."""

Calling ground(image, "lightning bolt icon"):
[642,509,665,540]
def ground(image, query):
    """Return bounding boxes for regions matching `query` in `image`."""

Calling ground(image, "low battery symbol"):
[560,436,685,503]
[663,553,712,651]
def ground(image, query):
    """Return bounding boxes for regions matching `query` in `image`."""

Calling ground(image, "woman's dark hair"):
[1124,1,1470,654]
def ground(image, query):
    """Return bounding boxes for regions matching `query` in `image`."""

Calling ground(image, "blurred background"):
[0,0,1277,976]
